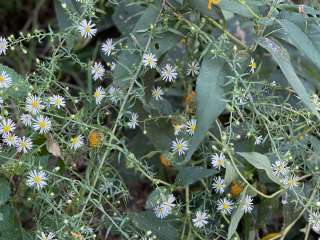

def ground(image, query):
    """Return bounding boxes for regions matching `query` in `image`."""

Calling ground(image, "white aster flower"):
[171,138,188,156]
[241,195,254,214]
[3,133,18,147]
[254,135,263,145]
[26,95,44,115]
[282,175,299,190]
[186,61,200,77]
[212,176,225,194]
[81,226,94,235]
[272,160,289,177]
[94,86,105,104]
[309,212,320,233]
[160,64,178,82]
[20,114,33,127]
[151,86,164,101]
[163,194,176,208]
[37,232,56,240]
[26,170,47,190]
[173,124,186,136]
[91,62,105,81]
[16,136,33,153]
[101,38,115,56]
[142,52,157,69]
[185,119,197,136]
[0,71,12,88]
[211,153,226,170]
[192,211,209,228]
[108,86,122,104]
[0,97,3,106]
[0,118,16,136]
[217,198,234,215]
[128,112,139,129]
[0,37,8,55]
[154,204,171,219]
[70,135,84,150]
[49,95,65,109]
[33,115,51,134]
[78,19,97,38]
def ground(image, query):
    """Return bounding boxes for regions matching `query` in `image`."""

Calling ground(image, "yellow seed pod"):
[261,233,282,240]
[230,181,243,198]
[208,0,221,10]
[70,232,84,240]
[160,154,172,167]
[88,130,103,148]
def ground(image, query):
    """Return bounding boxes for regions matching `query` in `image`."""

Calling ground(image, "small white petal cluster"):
[154,194,176,219]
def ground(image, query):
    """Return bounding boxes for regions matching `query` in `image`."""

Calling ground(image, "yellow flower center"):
[85,25,91,33]
[0,75,4,82]
[31,100,39,108]
[55,99,61,105]
[176,143,183,150]
[223,203,229,209]
[71,137,79,145]
[39,121,46,129]
[191,124,196,132]
[2,125,11,133]
[21,141,28,148]
[33,176,42,184]
[94,91,101,98]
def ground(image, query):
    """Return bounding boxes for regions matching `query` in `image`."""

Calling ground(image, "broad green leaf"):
[186,57,226,161]
[175,166,217,186]
[54,0,75,30]
[0,205,22,239]
[112,0,144,34]
[145,119,175,152]
[237,152,280,184]
[145,187,169,209]
[224,160,237,186]
[227,187,248,240]
[257,37,320,119]
[278,19,320,70]
[0,178,10,206]
[0,64,28,99]
[129,211,178,240]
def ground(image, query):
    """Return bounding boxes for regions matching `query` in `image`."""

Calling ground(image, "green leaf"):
[145,187,170,209]
[227,187,248,240]
[113,3,160,88]
[54,0,75,30]
[0,64,28,99]
[277,19,320,70]
[175,166,217,186]
[0,205,22,240]
[237,152,280,184]
[186,57,226,161]
[0,178,10,206]
[188,0,254,18]
[257,37,320,119]
[129,211,178,240]
[224,160,237,186]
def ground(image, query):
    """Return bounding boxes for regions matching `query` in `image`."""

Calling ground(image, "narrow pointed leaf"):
[237,152,280,184]
[278,19,320,70]
[257,37,320,119]
[186,57,226,160]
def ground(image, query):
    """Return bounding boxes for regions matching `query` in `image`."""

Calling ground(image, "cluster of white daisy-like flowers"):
[170,119,197,156]
[271,154,299,190]
[210,152,254,217]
